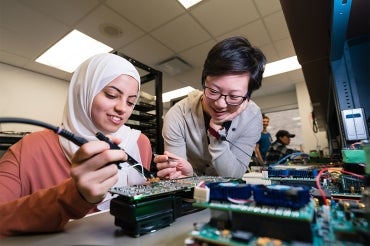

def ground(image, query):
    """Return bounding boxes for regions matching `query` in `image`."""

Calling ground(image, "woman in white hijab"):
[60,52,153,209]
[0,53,153,237]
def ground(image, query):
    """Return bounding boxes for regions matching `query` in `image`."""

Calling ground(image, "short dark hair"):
[201,36,266,98]
[276,130,295,138]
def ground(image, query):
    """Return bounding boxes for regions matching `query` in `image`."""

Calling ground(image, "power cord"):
[219,134,264,166]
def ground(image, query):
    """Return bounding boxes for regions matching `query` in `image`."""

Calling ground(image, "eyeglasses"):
[203,86,248,106]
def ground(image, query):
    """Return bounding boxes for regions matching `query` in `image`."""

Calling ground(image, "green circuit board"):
[188,201,369,245]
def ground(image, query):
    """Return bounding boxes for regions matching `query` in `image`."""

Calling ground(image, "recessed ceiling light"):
[263,56,301,78]
[177,0,202,9]
[35,29,113,73]
[162,86,195,102]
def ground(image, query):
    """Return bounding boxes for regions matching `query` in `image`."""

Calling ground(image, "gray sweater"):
[162,90,262,178]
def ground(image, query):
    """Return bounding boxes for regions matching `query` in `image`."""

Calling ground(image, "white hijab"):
[59,53,147,209]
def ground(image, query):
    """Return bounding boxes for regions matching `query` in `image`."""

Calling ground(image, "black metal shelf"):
[115,52,164,154]
[129,112,156,121]
[134,102,156,112]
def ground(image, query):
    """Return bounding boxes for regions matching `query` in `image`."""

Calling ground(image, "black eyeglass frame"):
[203,86,249,106]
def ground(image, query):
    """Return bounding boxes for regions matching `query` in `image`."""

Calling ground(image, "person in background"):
[254,114,272,164]
[265,130,297,165]
[0,53,152,237]
[154,36,266,179]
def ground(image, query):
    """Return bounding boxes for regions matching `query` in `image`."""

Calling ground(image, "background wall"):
[0,63,68,132]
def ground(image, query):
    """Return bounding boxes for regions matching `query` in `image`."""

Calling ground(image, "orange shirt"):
[0,130,152,237]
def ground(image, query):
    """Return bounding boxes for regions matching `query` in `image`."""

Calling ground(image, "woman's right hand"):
[70,140,124,204]
[154,151,193,179]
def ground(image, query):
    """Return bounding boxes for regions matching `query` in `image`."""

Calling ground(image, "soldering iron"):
[0,117,153,179]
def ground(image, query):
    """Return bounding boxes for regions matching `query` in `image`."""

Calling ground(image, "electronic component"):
[267,165,319,188]
[242,171,271,185]
[267,165,319,179]
[190,191,369,245]
[110,176,231,201]
[109,176,233,237]
[316,168,365,200]
[341,108,369,140]
[338,174,365,195]
[111,194,178,237]
[314,200,369,245]
[206,182,252,203]
[252,184,311,209]
[188,174,369,245]
[192,199,315,243]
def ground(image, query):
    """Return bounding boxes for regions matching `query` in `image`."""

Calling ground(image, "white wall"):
[295,82,328,153]
[253,91,298,113]
[0,63,69,132]
[254,83,328,153]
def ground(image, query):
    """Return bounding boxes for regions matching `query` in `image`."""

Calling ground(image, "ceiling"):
[0,0,303,98]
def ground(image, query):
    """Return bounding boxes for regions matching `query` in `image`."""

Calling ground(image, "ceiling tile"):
[217,20,271,47]
[264,11,290,41]
[179,40,216,68]
[172,67,203,88]
[259,44,279,63]
[254,0,282,16]
[162,74,193,91]
[75,5,144,48]
[274,37,296,58]
[0,1,69,59]
[119,35,174,66]
[191,0,259,36]
[151,14,211,52]
[19,0,101,26]
[287,69,305,83]
[258,73,296,96]
[106,0,185,31]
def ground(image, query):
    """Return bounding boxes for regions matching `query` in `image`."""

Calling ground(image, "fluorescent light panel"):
[263,56,301,78]
[162,86,195,103]
[177,0,202,9]
[36,30,113,73]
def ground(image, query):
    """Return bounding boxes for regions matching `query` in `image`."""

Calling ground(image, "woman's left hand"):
[154,151,193,179]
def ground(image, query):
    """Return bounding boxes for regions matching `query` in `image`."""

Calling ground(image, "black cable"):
[219,134,263,166]
[0,117,153,179]
[0,117,88,146]
[95,132,154,178]
[311,111,318,133]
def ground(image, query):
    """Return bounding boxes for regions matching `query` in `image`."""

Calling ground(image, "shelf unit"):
[114,52,164,154]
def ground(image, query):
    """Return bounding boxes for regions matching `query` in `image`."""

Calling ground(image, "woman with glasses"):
[154,36,266,179]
